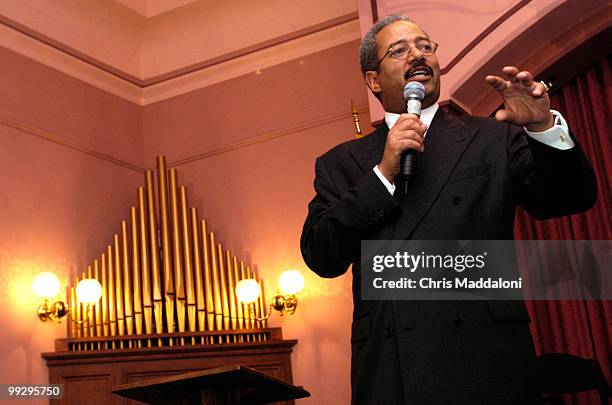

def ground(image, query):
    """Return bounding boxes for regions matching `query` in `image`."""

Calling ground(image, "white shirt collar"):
[384,103,439,132]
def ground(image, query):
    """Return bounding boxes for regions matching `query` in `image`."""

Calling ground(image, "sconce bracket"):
[269,294,298,316]
[37,300,68,322]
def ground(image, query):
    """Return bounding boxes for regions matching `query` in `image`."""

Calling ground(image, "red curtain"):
[514,56,611,404]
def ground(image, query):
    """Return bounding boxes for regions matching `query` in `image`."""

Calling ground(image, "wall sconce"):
[33,272,102,322]
[235,269,305,318]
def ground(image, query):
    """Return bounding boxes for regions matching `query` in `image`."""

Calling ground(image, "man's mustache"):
[404,63,433,80]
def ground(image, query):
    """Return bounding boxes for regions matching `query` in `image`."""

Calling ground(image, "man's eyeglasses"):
[375,40,438,70]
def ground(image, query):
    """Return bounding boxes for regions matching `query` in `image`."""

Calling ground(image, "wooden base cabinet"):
[43,339,297,405]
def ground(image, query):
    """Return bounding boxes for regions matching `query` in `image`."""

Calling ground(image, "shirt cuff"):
[524,110,575,150]
[374,165,396,195]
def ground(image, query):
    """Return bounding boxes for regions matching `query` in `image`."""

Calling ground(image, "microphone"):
[400,81,425,193]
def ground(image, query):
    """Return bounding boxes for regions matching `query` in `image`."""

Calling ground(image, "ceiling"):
[0,0,360,105]
[114,0,201,18]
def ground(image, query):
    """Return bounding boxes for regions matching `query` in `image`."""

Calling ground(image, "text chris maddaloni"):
[371,277,523,289]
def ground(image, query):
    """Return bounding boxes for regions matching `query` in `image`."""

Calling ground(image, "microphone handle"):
[399,98,421,181]
[400,149,417,178]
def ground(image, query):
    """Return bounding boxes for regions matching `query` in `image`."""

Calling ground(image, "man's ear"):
[364,71,382,95]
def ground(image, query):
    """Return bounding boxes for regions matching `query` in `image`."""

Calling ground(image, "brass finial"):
[351,99,362,138]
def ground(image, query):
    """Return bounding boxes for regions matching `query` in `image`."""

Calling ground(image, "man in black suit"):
[300,14,596,405]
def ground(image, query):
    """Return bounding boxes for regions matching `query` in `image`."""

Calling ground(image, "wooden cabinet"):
[43,339,297,405]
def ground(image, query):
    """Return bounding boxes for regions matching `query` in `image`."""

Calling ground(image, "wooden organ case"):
[42,156,297,404]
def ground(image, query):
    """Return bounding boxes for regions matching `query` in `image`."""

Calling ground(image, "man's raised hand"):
[485,66,553,132]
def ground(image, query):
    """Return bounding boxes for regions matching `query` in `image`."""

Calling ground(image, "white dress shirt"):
[373,106,573,195]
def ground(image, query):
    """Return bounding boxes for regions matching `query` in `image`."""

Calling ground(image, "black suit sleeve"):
[509,128,597,220]
[300,155,400,278]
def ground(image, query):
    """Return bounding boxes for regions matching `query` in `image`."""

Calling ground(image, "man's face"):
[365,21,441,113]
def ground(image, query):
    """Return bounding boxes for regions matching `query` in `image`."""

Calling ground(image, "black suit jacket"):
[301,109,596,404]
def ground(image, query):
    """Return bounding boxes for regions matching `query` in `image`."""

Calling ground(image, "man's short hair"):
[359,14,414,75]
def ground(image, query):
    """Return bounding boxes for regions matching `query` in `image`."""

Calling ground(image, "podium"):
[111,365,310,405]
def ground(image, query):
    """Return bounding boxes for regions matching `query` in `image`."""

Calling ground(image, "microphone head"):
[403,81,425,101]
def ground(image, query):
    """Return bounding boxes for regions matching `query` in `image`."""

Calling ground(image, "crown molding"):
[0,14,360,106]
[141,17,361,105]
[0,22,143,104]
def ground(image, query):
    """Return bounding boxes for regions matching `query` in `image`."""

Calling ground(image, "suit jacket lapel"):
[393,109,479,239]
[349,124,388,174]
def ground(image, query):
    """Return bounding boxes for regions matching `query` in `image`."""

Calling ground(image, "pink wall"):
[0,47,144,403]
[143,40,372,404]
[0,47,144,165]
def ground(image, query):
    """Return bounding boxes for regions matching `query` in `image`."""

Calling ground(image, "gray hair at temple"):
[359,14,423,74]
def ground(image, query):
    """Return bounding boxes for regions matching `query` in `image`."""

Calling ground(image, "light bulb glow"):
[235,279,261,303]
[278,269,304,295]
[32,272,61,298]
[76,279,102,304]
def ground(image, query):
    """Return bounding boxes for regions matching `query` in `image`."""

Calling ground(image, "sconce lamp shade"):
[32,272,61,298]
[278,270,304,295]
[235,279,261,304]
[76,279,103,304]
